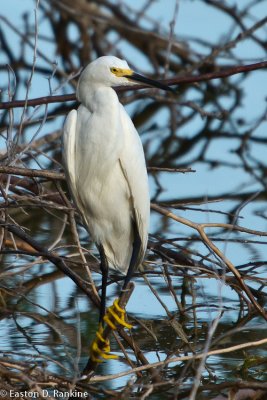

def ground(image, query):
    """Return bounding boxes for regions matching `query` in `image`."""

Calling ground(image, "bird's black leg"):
[86,244,118,367]
[97,243,109,323]
[88,225,140,365]
[122,223,142,291]
[99,224,141,332]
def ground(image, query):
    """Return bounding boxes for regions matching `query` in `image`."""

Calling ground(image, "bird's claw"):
[90,324,118,363]
[104,298,133,330]
[89,300,132,363]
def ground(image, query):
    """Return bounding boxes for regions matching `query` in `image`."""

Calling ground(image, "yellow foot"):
[90,324,118,363]
[103,298,133,330]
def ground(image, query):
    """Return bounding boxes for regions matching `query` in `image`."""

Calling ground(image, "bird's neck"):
[77,84,119,113]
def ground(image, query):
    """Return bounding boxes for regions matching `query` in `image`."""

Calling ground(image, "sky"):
[1,2,267,377]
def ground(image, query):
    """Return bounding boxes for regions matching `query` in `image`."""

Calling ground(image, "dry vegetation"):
[0,0,267,399]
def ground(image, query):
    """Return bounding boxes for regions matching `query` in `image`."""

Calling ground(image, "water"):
[1,0,267,398]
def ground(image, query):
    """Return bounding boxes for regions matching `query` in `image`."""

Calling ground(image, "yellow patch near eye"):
[110,67,133,77]
[110,67,118,74]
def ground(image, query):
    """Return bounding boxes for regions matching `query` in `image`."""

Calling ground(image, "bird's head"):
[77,56,174,100]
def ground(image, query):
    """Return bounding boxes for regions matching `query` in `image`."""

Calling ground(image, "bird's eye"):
[110,67,118,74]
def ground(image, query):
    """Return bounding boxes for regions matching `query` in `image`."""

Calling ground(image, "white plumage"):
[63,56,151,274]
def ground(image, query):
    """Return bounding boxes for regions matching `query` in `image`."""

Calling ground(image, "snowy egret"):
[63,56,173,363]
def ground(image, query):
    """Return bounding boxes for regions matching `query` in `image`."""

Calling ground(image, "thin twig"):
[0,61,266,110]
[151,203,267,321]
[89,337,267,383]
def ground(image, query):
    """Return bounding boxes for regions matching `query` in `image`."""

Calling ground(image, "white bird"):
[62,56,172,361]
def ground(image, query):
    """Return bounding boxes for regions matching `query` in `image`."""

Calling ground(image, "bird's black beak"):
[126,72,175,93]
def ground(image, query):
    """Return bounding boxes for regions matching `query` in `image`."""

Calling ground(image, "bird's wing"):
[62,109,79,204]
[119,105,150,266]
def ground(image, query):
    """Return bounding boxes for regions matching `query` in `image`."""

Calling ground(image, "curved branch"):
[151,203,267,321]
[0,165,64,180]
[0,61,266,110]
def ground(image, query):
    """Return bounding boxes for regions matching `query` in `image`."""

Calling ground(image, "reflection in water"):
[1,264,266,385]
[0,0,267,398]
